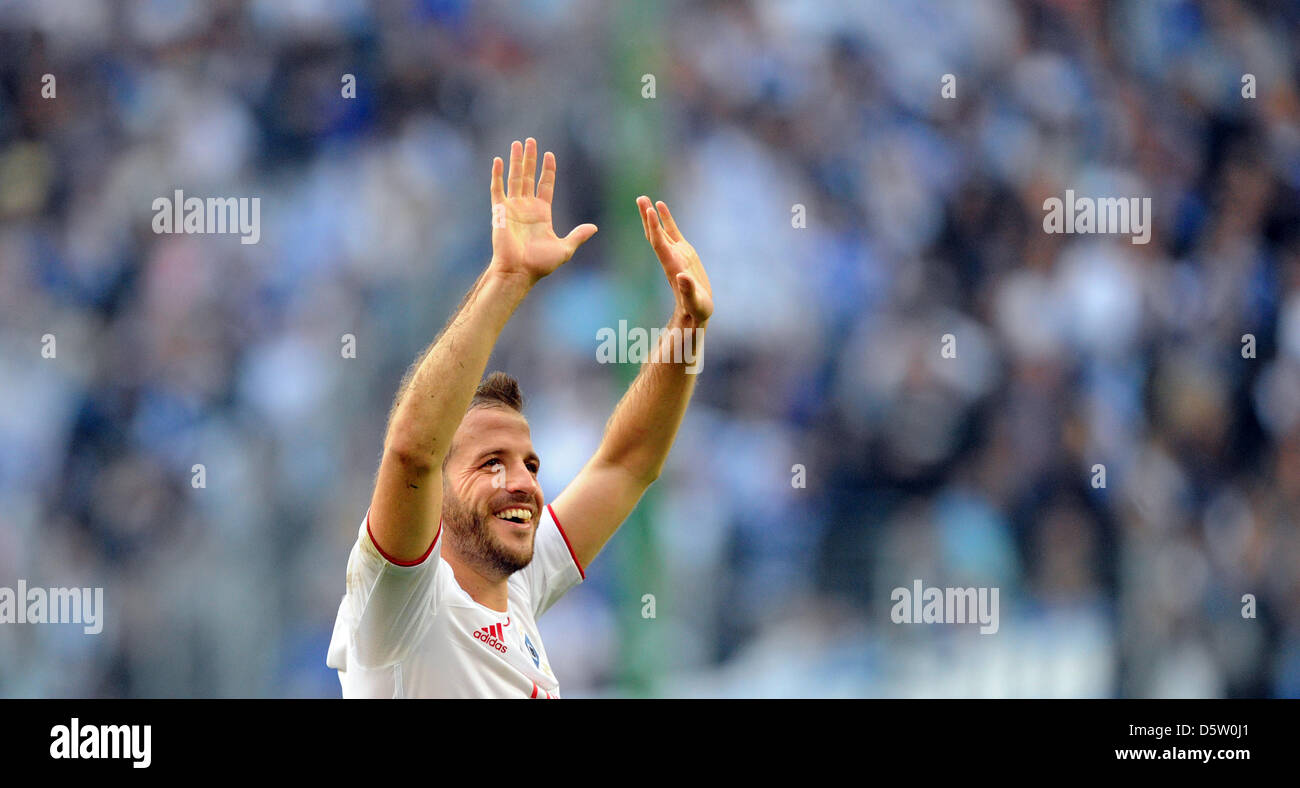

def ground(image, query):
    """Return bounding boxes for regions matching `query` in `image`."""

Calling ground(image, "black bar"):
[1,699,1288,776]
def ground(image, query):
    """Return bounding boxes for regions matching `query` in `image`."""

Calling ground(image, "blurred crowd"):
[1,0,1298,697]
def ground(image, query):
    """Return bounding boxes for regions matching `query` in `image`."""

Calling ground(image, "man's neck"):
[444,551,510,612]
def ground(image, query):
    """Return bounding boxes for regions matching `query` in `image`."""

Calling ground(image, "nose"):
[502,459,541,500]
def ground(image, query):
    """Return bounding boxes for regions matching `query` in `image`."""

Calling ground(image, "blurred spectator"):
[0,0,1297,697]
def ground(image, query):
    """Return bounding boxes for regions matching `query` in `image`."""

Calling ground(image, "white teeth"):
[495,507,533,522]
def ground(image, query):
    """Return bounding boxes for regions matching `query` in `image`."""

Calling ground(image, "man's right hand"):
[488,137,597,285]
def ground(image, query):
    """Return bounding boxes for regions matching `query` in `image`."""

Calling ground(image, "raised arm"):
[369,138,597,562]
[551,196,713,569]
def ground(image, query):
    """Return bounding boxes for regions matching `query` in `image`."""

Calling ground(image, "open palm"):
[637,196,713,325]
[490,138,597,283]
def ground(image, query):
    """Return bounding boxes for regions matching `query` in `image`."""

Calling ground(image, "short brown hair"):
[470,371,524,413]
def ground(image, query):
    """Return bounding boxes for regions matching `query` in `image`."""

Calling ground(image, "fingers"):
[636,196,653,242]
[655,200,686,240]
[490,156,505,205]
[645,201,669,253]
[507,140,524,197]
[655,200,684,241]
[638,195,670,253]
[521,137,538,197]
[538,151,557,204]
[562,223,599,254]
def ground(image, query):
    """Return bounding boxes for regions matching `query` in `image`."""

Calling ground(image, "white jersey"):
[326,503,584,698]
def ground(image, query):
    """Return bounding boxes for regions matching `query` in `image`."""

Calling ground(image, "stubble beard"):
[442,490,535,578]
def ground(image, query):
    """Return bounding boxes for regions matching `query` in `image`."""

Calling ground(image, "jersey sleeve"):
[337,510,443,670]
[519,504,585,619]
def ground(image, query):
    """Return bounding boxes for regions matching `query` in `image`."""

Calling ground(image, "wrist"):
[485,259,540,293]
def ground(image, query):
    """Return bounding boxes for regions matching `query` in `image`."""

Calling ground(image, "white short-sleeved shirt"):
[326,504,584,698]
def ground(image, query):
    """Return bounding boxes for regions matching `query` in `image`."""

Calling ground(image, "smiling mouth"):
[494,507,534,527]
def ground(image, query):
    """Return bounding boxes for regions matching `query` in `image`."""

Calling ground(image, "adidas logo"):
[473,623,507,654]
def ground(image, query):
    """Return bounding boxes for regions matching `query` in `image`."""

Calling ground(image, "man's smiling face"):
[441,404,544,578]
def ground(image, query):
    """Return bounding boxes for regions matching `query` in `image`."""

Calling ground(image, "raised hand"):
[637,196,713,325]
[489,138,598,284]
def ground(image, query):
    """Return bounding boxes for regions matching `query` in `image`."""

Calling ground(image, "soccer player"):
[326,138,712,697]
